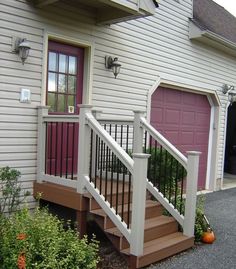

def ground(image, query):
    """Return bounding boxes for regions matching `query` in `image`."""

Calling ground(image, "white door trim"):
[147,80,219,190]
[221,101,231,188]
[41,32,94,106]
[205,95,214,190]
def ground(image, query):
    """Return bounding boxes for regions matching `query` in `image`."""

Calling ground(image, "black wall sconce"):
[105,56,121,79]
[222,84,236,105]
[13,37,31,64]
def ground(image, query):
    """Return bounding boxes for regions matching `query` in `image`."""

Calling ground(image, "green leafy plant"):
[0,166,30,215]
[0,207,99,269]
[164,194,208,242]
[194,195,208,241]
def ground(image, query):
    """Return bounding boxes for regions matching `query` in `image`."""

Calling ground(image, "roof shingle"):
[193,0,236,43]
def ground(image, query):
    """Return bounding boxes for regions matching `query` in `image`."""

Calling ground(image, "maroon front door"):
[46,41,84,177]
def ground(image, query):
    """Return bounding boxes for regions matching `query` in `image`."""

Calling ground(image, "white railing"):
[37,106,80,188]
[77,105,149,256]
[37,105,200,255]
[133,111,201,237]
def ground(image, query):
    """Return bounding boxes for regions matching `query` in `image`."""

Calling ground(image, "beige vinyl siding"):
[0,0,235,199]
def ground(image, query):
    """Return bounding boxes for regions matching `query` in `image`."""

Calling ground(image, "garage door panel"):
[183,92,196,105]
[165,109,181,124]
[166,90,181,103]
[162,130,179,143]
[151,86,211,189]
[196,112,210,126]
[195,132,209,145]
[180,131,194,145]
[182,111,195,125]
[151,107,163,123]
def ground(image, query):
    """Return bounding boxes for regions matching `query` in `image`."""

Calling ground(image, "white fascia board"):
[189,20,236,55]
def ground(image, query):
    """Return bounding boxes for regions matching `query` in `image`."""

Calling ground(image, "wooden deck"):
[33,180,194,269]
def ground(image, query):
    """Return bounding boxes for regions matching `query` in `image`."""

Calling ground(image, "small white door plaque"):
[68,106,75,113]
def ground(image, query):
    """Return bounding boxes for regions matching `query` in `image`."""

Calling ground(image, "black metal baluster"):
[127,172,132,229]
[120,125,125,221]
[153,140,158,187]
[114,124,117,141]
[99,139,104,194]
[122,163,125,222]
[169,156,173,202]
[147,136,152,179]
[158,146,163,191]
[179,166,185,215]
[163,150,168,197]
[105,145,109,201]
[94,135,98,188]
[116,158,120,214]
[174,161,179,209]
[109,124,112,171]
[110,151,114,207]
[126,125,129,155]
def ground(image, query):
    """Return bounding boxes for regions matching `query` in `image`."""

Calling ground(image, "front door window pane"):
[48,93,56,112]
[69,56,77,74]
[58,74,66,93]
[59,54,67,73]
[58,94,66,112]
[48,52,57,72]
[68,76,76,94]
[68,95,75,107]
[48,72,57,92]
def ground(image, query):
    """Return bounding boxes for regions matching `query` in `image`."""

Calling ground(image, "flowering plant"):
[0,207,99,268]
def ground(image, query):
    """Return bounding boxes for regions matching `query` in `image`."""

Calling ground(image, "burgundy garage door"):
[151,87,211,189]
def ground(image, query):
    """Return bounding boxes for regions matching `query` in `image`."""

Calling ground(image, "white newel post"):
[183,151,201,237]
[37,106,49,183]
[77,104,93,194]
[133,110,145,153]
[130,153,150,256]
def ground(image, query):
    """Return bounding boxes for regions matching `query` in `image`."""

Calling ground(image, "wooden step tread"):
[106,215,175,236]
[122,232,193,255]
[90,200,160,217]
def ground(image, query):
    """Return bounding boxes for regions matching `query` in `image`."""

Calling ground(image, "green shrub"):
[0,166,30,215]
[0,207,99,269]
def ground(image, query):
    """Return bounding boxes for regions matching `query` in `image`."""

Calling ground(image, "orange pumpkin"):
[201,228,216,244]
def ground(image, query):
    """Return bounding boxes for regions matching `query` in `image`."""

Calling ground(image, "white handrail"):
[43,115,80,123]
[140,116,187,169]
[86,112,134,174]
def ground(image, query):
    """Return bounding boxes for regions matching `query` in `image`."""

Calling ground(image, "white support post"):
[37,106,49,183]
[130,153,150,256]
[77,104,93,193]
[133,110,145,153]
[183,151,201,237]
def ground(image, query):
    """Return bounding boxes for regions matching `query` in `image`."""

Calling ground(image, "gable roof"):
[193,0,236,44]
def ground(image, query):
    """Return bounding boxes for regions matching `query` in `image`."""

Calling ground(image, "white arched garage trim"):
[146,79,220,191]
